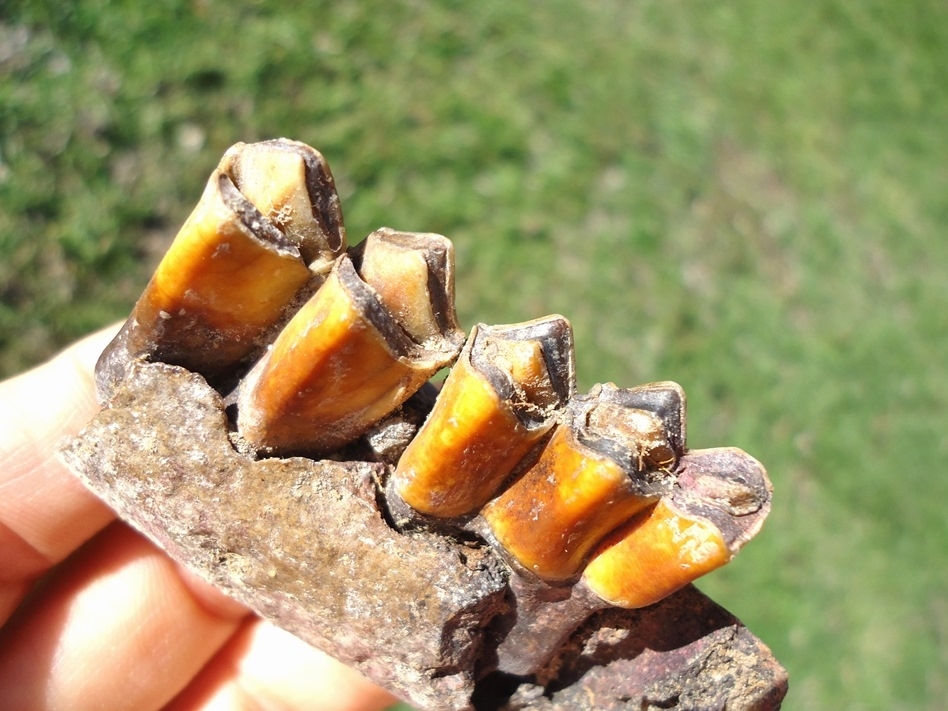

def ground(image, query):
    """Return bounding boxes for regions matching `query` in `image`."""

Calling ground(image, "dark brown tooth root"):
[393,316,575,518]
[95,140,347,402]
[480,382,683,581]
[580,447,770,608]
[236,229,465,457]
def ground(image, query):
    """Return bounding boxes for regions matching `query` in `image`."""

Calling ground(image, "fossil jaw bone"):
[392,316,575,518]
[80,137,782,703]
[95,139,346,401]
[480,381,686,581]
[236,228,465,457]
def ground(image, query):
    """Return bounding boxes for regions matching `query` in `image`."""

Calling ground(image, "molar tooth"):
[221,138,346,274]
[95,140,346,401]
[581,447,771,608]
[490,446,773,676]
[350,228,460,345]
[585,381,687,461]
[236,230,465,457]
[393,315,575,518]
[480,383,681,581]
[579,499,731,609]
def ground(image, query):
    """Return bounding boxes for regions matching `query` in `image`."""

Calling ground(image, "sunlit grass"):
[3,1,946,707]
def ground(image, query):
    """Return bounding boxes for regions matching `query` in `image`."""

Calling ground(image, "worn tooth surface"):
[480,383,682,581]
[221,138,346,274]
[236,229,465,457]
[581,447,771,608]
[95,140,347,401]
[351,228,460,344]
[593,380,687,458]
[393,315,575,518]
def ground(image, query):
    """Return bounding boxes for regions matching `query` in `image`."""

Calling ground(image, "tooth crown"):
[352,228,461,346]
[236,258,419,454]
[581,446,770,608]
[236,232,465,456]
[221,138,346,272]
[480,385,682,581]
[393,315,575,518]
[581,499,732,608]
[148,174,309,334]
[394,350,542,517]
[96,139,347,400]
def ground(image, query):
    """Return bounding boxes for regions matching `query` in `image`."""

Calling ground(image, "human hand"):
[0,326,398,711]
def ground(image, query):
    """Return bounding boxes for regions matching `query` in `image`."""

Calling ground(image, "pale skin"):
[0,325,398,711]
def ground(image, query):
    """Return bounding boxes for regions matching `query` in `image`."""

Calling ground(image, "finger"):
[166,619,399,711]
[0,523,247,711]
[0,325,120,622]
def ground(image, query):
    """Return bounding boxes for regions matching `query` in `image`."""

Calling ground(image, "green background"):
[2,1,946,708]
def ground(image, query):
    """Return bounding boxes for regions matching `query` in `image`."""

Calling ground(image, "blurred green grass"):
[2,1,946,708]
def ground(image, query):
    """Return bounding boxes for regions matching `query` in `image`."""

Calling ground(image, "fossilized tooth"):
[581,446,772,608]
[480,381,686,581]
[348,228,461,345]
[95,139,346,401]
[490,445,773,676]
[236,229,465,456]
[392,315,576,518]
[599,380,687,459]
[220,138,346,274]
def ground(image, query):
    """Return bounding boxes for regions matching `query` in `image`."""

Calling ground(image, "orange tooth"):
[393,316,575,517]
[481,383,683,581]
[581,499,731,608]
[96,140,346,401]
[351,228,460,344]
[236,230,465,456]
[582,446,771,608]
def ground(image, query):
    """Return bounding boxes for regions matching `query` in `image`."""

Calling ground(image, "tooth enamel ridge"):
[217,172,299,255]
[77,140,783,710]
[469,316,575,428]
[222,138,346,270]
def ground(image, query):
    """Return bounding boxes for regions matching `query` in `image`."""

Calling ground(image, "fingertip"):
[168,620,400,711]
[173,563,251,623]
[0,325,123,614]
[0,523,244,711]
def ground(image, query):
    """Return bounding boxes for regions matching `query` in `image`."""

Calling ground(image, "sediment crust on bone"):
[60,360,787,711]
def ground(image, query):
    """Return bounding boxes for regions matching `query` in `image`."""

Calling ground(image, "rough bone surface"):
[60,360,787,710]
